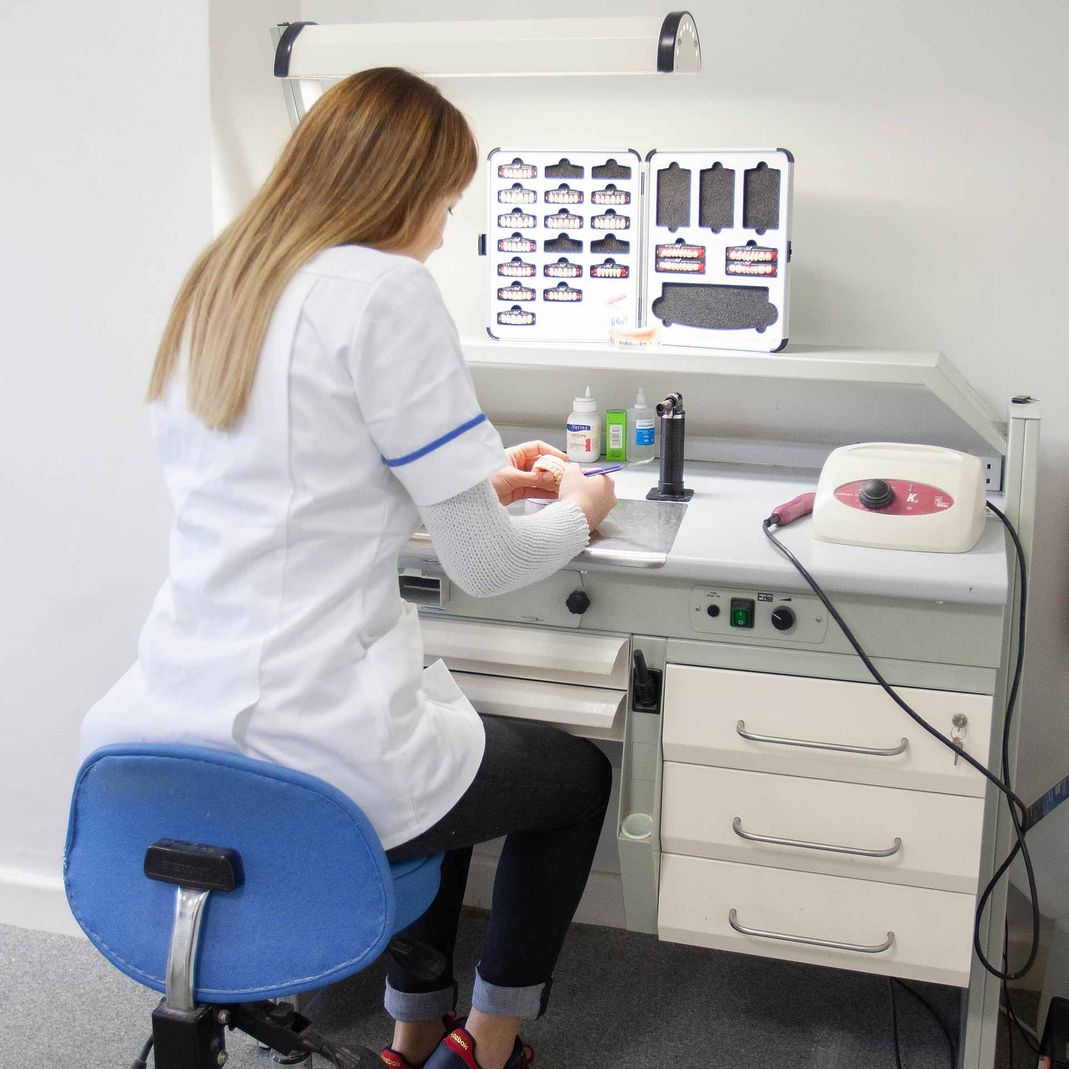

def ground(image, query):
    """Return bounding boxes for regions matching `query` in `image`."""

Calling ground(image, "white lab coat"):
[81,246,507,849]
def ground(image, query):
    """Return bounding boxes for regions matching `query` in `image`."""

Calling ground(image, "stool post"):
[166,887,212,1014]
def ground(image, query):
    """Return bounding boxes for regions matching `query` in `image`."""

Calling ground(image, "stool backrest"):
[64,744,397,1003]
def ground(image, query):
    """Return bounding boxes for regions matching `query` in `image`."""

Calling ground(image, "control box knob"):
[859,478,895,510]
[770,606,796,631]
[566,590,591,615]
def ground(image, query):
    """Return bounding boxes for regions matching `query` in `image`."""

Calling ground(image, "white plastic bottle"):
[627,387,656,462]
[567,386,601,462]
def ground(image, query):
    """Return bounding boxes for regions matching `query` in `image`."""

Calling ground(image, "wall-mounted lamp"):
[271,14,701,126]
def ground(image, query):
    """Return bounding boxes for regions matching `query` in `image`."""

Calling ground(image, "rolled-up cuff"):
[472,969,551,1021]
[384,978,458,1023]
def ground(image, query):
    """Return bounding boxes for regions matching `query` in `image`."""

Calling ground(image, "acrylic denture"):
[591,185,630,206]
[590,259,629,279]
[498,305,536,325]
[498,209,535,228]
[497,282,535,301]
[544,258,582,278]
[545,185,583,205]
[498,233,537,253]
[656,242,706,274]
[498,159,537,179]
[544,210,583,230]
[498,184,536,205]
[591,210,629,231]
[544,282,583,302]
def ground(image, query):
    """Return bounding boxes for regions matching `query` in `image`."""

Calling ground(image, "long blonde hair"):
[149,67,478,429]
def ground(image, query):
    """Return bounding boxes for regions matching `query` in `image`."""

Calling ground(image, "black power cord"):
[762,501,1040,984]
[893,978,957,1068]
[130,1034,153,1069]
[888,978,904,1069]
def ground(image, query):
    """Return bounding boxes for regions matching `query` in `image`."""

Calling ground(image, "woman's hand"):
[558,464,617,533]
[490,441,569,506]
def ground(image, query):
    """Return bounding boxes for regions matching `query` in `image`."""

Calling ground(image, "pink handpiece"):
[772,491,816,526]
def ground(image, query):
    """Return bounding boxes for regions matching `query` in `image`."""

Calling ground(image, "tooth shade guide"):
[727,245,777,262]
[656,242,704,259]
[498,258,536,277]
[591,185,630,205]
[498,159,537,179]
[497,283,535,300]
[591,211,630,230]
[544,259,582,278]
[544,211,583,230]
[544,283,583,302]
[590,259,628,279]
[497,305,536,325]
[497,210,535,228]
[656,258,705,274]
[726,261,776,276]
[498,184,536,204]
[545,185,583,205]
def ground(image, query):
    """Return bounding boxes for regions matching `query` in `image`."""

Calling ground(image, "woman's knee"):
[576,737,613,816]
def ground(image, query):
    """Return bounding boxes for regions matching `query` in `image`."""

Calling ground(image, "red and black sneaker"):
[381,1012,464,1069]
[424,1026,534,1069]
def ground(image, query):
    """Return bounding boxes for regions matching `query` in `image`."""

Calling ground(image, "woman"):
[81,68,617,1069]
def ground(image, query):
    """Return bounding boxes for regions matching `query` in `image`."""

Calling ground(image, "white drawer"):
[660,763,984,892]
[658,853,974,986]
[663,665,992,796]
[422,617,629,689]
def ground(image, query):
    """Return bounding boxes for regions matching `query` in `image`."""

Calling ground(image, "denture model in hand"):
[532,454,567,484]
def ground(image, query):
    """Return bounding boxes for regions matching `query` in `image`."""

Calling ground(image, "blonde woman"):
[81,68,617,1069]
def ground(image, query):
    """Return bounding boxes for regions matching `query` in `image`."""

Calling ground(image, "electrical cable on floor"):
[1002,916,1040,1057]
[892,979,957,1068]
[761,501,1040,984]
[129,1034,153,1069]
[887,977,904,1069]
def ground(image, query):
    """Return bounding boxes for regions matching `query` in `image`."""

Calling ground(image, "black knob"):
[770,607,795,631]
[859,479,895,510]
[566,590,591,615]
[706,604,720,618]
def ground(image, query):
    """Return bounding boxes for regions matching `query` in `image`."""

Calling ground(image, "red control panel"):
[834,480,955,516]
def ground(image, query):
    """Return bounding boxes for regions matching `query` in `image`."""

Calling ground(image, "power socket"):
[981,455,1004,493]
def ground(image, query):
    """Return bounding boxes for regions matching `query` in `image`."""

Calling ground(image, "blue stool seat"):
[64,744,443,1003]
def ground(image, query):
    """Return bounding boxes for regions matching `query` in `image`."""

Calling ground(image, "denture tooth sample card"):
[644,150,793,352]
[487,149,642,343]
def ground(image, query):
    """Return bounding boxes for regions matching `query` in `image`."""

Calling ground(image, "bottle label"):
[567,422,595,457]
[635,418,655,446]
[608,424,624,450]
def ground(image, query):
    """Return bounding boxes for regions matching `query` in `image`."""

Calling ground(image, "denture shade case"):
[488,149,642,343]
[485,148,793,352]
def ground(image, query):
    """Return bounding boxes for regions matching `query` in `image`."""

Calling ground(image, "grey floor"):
[0,914,1035,1068]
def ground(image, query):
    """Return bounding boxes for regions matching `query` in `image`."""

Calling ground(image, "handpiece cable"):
[762,498,1039,983]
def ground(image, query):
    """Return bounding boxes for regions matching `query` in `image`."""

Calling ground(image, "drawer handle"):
[732,816,903,858]
[736,720,909,758]
[728,908,896,955]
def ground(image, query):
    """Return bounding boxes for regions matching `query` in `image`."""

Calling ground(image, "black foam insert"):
[545,158,584,179]
[699,163,735,232]
[544,234,583,254]
[651,284,778,332]
[656,162,691,231]
[590,234,630,255]
[743,163,780,232]
[592,158,632,180]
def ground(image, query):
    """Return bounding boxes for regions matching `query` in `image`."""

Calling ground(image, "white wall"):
[0,1,212,930]
[292,0,1069,803]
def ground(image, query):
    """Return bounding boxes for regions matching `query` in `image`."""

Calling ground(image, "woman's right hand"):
[558,464,617,533]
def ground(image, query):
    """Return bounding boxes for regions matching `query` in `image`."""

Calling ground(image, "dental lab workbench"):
[398,388,1038,1069]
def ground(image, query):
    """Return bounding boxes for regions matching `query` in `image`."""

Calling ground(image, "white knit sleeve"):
[418,479,590,598]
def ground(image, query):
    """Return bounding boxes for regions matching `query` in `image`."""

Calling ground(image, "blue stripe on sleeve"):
[382,413,489,468]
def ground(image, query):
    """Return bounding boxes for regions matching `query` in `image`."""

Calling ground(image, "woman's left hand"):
[491,441,568,506]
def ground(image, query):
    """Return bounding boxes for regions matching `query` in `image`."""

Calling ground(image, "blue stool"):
[64,744,445,1068]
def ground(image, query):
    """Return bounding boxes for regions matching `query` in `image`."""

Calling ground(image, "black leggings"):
[385,717,612,1015]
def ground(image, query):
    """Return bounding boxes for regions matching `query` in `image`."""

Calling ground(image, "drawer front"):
[658,853,974,986]
[663,665,992,796]
[422,617,629,689]
[660,763,984,892]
